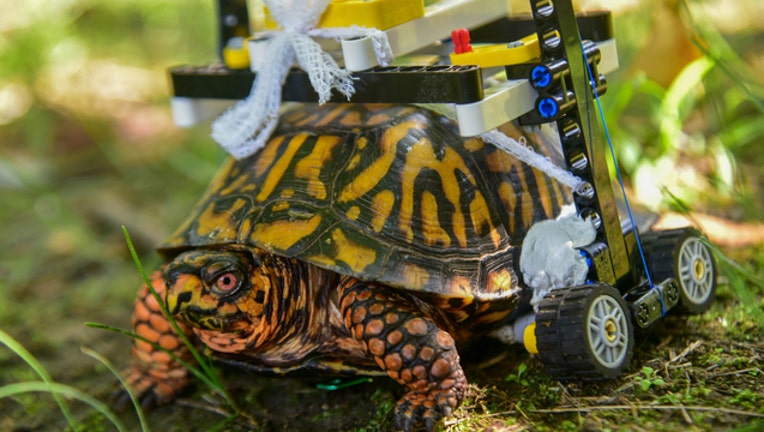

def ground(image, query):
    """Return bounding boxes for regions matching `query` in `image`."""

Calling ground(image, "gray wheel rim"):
[587,295,629,368]
[678,237,714,305]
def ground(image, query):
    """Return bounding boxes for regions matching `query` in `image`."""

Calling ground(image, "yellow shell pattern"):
[161,104,570,304]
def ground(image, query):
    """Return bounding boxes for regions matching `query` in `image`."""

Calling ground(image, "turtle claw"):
[110,387,133,412]
[394,388,459,432]
[138,388,161,412]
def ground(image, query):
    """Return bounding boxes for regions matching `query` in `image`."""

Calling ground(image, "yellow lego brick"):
[523,321,538,354]
[265,0,424,30]
[223,38,251,70]
[320,0,424,29]
[450,34,541,68]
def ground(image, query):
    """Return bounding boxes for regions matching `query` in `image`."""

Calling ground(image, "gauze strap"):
[211,0,392,160]
[482,129,588,194]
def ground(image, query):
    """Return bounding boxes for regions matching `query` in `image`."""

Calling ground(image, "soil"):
[1,223,762,431]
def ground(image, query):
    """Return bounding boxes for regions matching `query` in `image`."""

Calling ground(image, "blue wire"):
[578,41,664,313]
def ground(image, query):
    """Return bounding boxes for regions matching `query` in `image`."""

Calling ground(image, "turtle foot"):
[394,384,465,432]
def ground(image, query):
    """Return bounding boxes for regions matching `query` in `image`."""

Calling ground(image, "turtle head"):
[163,248,269,333]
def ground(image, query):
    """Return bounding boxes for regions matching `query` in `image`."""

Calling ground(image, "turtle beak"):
[166,273,201,316]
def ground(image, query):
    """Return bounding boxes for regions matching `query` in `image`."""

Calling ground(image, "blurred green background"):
[1,0,222,328]
[0,0,762,430]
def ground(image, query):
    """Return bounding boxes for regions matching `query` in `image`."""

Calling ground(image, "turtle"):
[122,103,571,431]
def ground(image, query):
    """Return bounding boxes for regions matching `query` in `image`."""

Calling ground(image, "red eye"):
[213,272,239,294]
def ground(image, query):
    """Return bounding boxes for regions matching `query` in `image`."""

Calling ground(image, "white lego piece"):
[455,78,537,136]
[489,313,535,345]
[341,36,381,72]
[171,98,234,127]
[596,38,619,74]
[340,0,510,71]
[248,37,272,72]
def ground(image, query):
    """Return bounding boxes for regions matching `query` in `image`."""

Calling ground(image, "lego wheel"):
[640,227,717,313]
[535,284,634,381]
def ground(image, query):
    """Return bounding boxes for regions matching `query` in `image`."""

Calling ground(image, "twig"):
[175,398,261,428]
[669,340,703,364]
[176,398,235,418]
[679,404,693,425]
[656,335,674,350]
[729,340,764,352]
[484,404,764,418]
[449,403,764,430]
[707,367,761,379]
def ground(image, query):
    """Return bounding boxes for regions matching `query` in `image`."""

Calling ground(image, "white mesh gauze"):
[211,0,392,159]
[481,129,587,193]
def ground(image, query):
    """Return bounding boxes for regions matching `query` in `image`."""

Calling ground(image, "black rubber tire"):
[639,227,717,314]
[535,284,634,381]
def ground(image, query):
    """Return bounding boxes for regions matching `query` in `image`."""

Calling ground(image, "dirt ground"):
[1,270,763,432]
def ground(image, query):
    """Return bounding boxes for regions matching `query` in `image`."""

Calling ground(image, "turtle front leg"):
[118,270,195,408]
[338,277,467,432]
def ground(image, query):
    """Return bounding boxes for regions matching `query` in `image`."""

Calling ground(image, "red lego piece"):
[451,28,472,54]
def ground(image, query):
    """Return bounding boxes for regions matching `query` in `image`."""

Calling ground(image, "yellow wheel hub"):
[605,320,618,343]
[693,259,705,280]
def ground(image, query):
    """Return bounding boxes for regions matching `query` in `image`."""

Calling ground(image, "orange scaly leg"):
[117,270,196,409]
[338,277,467,432]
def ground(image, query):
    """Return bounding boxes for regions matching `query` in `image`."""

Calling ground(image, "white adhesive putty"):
[520,216,597,309]
[489,313,536,345]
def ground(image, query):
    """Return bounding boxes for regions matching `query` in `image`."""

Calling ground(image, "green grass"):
[0,330,126,432]
[85,228,250,430]
[80,346,149,432]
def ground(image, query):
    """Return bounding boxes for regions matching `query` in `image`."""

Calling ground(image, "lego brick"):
[450,33,540,68]
[171,64,256,100]
[170,64,483,104]
[222,37,250,70]
[339,0,510,69]
[170,37,617,132]
[170,97,233,127]
[505,38,603,80]
[318,0,425,30]
[264,0,425,31]
[216,0,250,60]
[467,10,614,44]
[454,78,537,136]
[452,39,617,136]
[347,65,484,103]
[538,0,631,283]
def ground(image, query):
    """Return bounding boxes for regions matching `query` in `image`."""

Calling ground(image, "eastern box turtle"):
[123,103,571,430]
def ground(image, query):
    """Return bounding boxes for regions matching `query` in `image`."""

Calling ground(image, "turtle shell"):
[160,104,571,301]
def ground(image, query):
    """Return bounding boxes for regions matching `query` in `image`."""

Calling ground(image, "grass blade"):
[0,381,127,432]
[81,346,150,432]
[84,226,240,413]
[681,0,764,114]
[84,322,227,397]
[711,243,764,331]
[659,56,715,153]
[120,226,223,389]
[0,329,77,428]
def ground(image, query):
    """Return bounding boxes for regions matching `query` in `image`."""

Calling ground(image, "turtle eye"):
[210,271,241,295]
